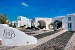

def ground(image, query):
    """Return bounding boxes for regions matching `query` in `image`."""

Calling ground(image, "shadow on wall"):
[37,20,46,29]
[54,20,62,30]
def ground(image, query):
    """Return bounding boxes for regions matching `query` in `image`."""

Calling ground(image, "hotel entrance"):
[68,23,72,31]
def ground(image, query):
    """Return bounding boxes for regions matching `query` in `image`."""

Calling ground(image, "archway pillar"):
[46,23,49,30]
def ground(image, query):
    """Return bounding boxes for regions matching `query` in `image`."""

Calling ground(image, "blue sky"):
[0,0,75,21]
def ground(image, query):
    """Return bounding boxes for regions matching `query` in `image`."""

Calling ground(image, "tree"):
[9,22,12,27]
[50,22,54,26]
[0,14,8,24]
[12,23,16,28]
[48,22,54,29]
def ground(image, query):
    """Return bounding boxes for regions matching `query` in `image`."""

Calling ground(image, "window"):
[70,23,72,28]
[68,23,69,28]
[68,23,72,28]
[17,17,21,21]
[68,17,71,21]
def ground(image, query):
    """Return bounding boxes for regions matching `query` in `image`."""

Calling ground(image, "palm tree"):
[0,14,9,24]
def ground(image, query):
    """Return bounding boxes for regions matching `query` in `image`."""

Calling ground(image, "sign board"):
[0,24,37,46]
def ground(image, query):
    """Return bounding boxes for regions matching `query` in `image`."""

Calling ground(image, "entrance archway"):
[54,20,62,30]
[37,20,46,29]
[48,22,54,29]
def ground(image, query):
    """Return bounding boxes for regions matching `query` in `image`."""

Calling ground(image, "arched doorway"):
[37,20,46,29]
[48,22,54,29]
[54,20,62,31]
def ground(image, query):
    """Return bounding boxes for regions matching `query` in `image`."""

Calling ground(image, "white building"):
[52,16,65,23]
[31,17,52,30]
[16,16,31,28]
[31,16,65,30]
[11,21,16,26]
[62,13,75,31]
[11,13,75,31]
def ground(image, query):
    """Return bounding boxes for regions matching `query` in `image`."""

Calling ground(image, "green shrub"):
[24,25,26,26]
[20,25,26,28]
[50,22,54,26]
[9,23,12,27]
[12,25,16,28]
[20,26,24,28]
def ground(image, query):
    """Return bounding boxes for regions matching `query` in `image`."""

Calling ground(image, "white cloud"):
[21,2,29,6]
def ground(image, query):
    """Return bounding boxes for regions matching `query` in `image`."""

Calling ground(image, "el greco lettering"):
[3,29,15,39]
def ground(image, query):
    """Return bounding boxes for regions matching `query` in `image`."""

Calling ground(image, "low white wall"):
[0,24,37,46]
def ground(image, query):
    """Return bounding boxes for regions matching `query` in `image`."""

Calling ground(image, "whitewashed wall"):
[52,16,65,23]
[16,16,31,28]
[16,21,21,27]
[0,24,37,46]
[70,15,75,31]
[62,16,68,29]
[32,17,52,30]
[62,14,75,31]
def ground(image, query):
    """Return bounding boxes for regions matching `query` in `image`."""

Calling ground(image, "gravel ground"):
[31,31,74,50]
[20,29,39,32]
[20,29,32,32]
[0,46,17,50]
[34,29,63,39]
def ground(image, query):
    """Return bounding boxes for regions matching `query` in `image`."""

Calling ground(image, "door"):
[68,23,72,31]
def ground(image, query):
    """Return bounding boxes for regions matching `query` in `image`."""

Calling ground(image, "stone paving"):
[31,31,74,50]
[8,30,67,50]
[23,29,53,36]
[19,28,54,36]
[34,30,60,39]
[29,30,53,36]
[0,46,16,50]
[64,32,75,50]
